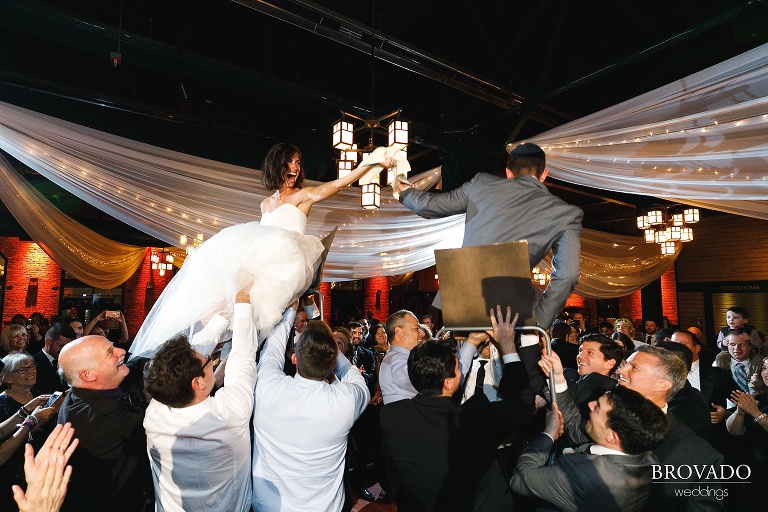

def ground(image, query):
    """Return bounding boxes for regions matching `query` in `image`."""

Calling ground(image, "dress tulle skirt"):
[130,221,324,359]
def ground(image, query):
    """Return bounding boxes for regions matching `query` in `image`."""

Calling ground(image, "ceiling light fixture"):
[637,207,699,255]
[150,249,175,277]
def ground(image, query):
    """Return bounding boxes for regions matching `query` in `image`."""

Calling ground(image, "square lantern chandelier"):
[637,207,699,255]
[332,109,409,210]
[150,249,175,276]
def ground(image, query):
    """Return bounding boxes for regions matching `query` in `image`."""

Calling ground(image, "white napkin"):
[358,146,411,186]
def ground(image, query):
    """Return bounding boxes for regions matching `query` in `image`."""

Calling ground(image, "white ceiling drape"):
[524,42,768,218]
[0,43,766,295]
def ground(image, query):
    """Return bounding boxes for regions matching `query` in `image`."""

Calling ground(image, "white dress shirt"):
[144,302,258,512]
[252,309,369,512]
[380,341,477,405]
[462,345,505,403]
[687,359,701,391]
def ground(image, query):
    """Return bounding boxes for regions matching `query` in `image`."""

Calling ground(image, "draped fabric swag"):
[1,43,767,296]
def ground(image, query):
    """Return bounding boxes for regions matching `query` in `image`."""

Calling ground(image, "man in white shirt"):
[461,340,503,403]
[143,292,257,512]
[380,309,477,405]
[252,305,369,512]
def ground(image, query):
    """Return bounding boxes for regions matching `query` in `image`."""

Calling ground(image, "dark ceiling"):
[1,0,766,245]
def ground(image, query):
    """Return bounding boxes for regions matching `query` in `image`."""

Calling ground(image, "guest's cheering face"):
[726,311,747,330]
[397,314,421,349]
[644,320,658,335]
[615,321,632,338]
[293,311,308,334]
[421,316,434,331]
[615,352,666,397]
[69,320,84,338]
[577,341,615,377]
[725,335,750,362]
[5,357,37,388]
[9,327,28,352]
[283,152,301,189]
[90,337,130,389]
[349,327,363,346]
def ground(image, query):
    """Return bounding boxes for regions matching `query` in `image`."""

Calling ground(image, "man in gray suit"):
[394,143,582,328]
[511,385,669,512]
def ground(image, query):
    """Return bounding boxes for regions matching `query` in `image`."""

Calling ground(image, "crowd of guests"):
[0,302,766,511]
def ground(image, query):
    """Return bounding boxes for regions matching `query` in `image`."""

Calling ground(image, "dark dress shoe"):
[362,488,376,501]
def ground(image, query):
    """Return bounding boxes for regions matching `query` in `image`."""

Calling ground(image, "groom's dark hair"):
[507,142,546,178]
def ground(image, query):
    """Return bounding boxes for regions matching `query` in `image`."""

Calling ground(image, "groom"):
[394,143,582,329]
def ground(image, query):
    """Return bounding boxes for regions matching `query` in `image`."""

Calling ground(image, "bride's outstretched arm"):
[302,157,394,206]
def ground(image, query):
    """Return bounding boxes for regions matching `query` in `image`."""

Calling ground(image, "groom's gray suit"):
[400,172,582,328]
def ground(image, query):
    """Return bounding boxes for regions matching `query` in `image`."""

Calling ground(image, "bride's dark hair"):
[261,143,304,191]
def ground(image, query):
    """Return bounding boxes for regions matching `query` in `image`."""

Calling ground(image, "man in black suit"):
[512,386,669,512]
[655,341,712,441]
[58,335,152,512]
[380,307,535,512]
[347,321,376,390]
[540,344,726,512]
[556,335,624,451]
[32,322,74,394]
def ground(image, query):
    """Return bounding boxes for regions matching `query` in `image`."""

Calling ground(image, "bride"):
[130,143,395,359]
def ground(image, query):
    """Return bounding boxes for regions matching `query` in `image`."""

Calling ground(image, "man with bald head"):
[57,335,152,512]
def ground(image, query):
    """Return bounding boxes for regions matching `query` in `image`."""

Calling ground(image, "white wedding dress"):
[130,203,324,359]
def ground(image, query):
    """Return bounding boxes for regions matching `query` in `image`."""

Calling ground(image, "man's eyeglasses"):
[201,351,221,371]
[11,364,36,375]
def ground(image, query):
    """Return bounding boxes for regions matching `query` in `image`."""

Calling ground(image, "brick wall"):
[364,276,390,322]
[1,237,62,327]
[318,282,332,320]
[660,265,678,326]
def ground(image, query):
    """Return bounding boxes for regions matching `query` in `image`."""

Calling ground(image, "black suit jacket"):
[668,381,711,441]
[32,350,68,394]
[512,433,658,512]
[380,360,534,512]
[697,363,738,453]
[558,386,725,512]
[58,388,152,512]
[351,344,377,392]
[698,363,737,407]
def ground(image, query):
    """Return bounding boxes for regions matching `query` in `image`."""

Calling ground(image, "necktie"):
[647,334,653,345]
[734,362,749,392]
[474,360,488,396]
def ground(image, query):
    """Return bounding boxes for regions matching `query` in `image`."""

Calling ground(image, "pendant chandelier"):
[332,110,409,210]
[150,249,174,276]
[637,207,699,255]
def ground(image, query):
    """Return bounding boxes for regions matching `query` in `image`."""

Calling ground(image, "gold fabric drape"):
[0,153,147,288]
